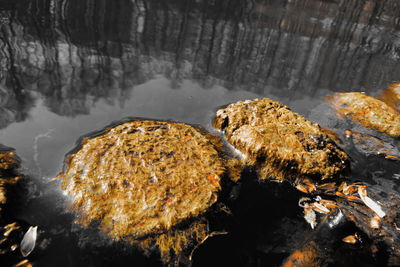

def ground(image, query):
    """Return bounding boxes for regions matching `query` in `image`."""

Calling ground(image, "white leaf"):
[20,226,38,257]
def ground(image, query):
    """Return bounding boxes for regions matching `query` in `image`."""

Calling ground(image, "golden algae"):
[133,220,211,264]
[57,120,228,241]
[329,92,400,137]
[213,98,349,182]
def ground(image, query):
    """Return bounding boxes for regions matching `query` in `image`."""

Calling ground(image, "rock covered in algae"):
[58,120,227,240]
[213,98,349,182]
[329,92,400,137]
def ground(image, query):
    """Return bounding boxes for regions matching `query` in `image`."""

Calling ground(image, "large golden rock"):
[329,92,400,137]
[58,120,226,240]
[213,98,349,182]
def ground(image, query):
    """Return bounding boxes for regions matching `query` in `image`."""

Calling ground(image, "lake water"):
[1,0,399,266]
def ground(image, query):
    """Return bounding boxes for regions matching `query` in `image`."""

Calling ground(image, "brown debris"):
[213,98,349,182]
[342,234,358,244]
[0,176,20,206]
[0,151,19,170]
[311,181,400,264]
[281,241,321,267]
[0,150,21,209]
[15,259,32,267]
[57,120,228,240]
[370,216,380,229]
[328,92,400,137]
[337,193,400,265]
[378,82,400,111]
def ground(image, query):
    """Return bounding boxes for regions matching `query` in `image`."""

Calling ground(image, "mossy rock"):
[213,98,349,183]
[329,92,400,138]
[58,120,230,240]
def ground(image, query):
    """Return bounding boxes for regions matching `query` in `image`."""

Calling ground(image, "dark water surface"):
[1,0,400,266]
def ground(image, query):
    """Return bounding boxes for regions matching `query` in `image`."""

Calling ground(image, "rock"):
[346,130,400,160]
[213,98,349,183]
[57,120,228,240]
[328,92,400,138]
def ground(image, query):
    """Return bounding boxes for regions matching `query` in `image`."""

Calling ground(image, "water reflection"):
[0,0,400,128]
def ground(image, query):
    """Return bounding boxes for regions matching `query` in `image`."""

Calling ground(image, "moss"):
[329,92,400,137]
[133,220,209,264]
[57,120,227,240]
[213,98,349,182]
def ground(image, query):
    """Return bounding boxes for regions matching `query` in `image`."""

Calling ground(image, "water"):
[0,0,399,266]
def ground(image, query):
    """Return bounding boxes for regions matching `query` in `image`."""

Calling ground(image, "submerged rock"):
[213,98,349,183]
[346,130,400,160]
[58,120,228,241]
[328,92,400,138]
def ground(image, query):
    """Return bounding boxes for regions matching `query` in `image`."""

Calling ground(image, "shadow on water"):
[0,0,400,266]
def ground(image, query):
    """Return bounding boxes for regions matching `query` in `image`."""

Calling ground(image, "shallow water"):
[0,0,400,266]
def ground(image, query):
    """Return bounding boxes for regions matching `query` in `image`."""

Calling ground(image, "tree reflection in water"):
[0,0,400,128]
